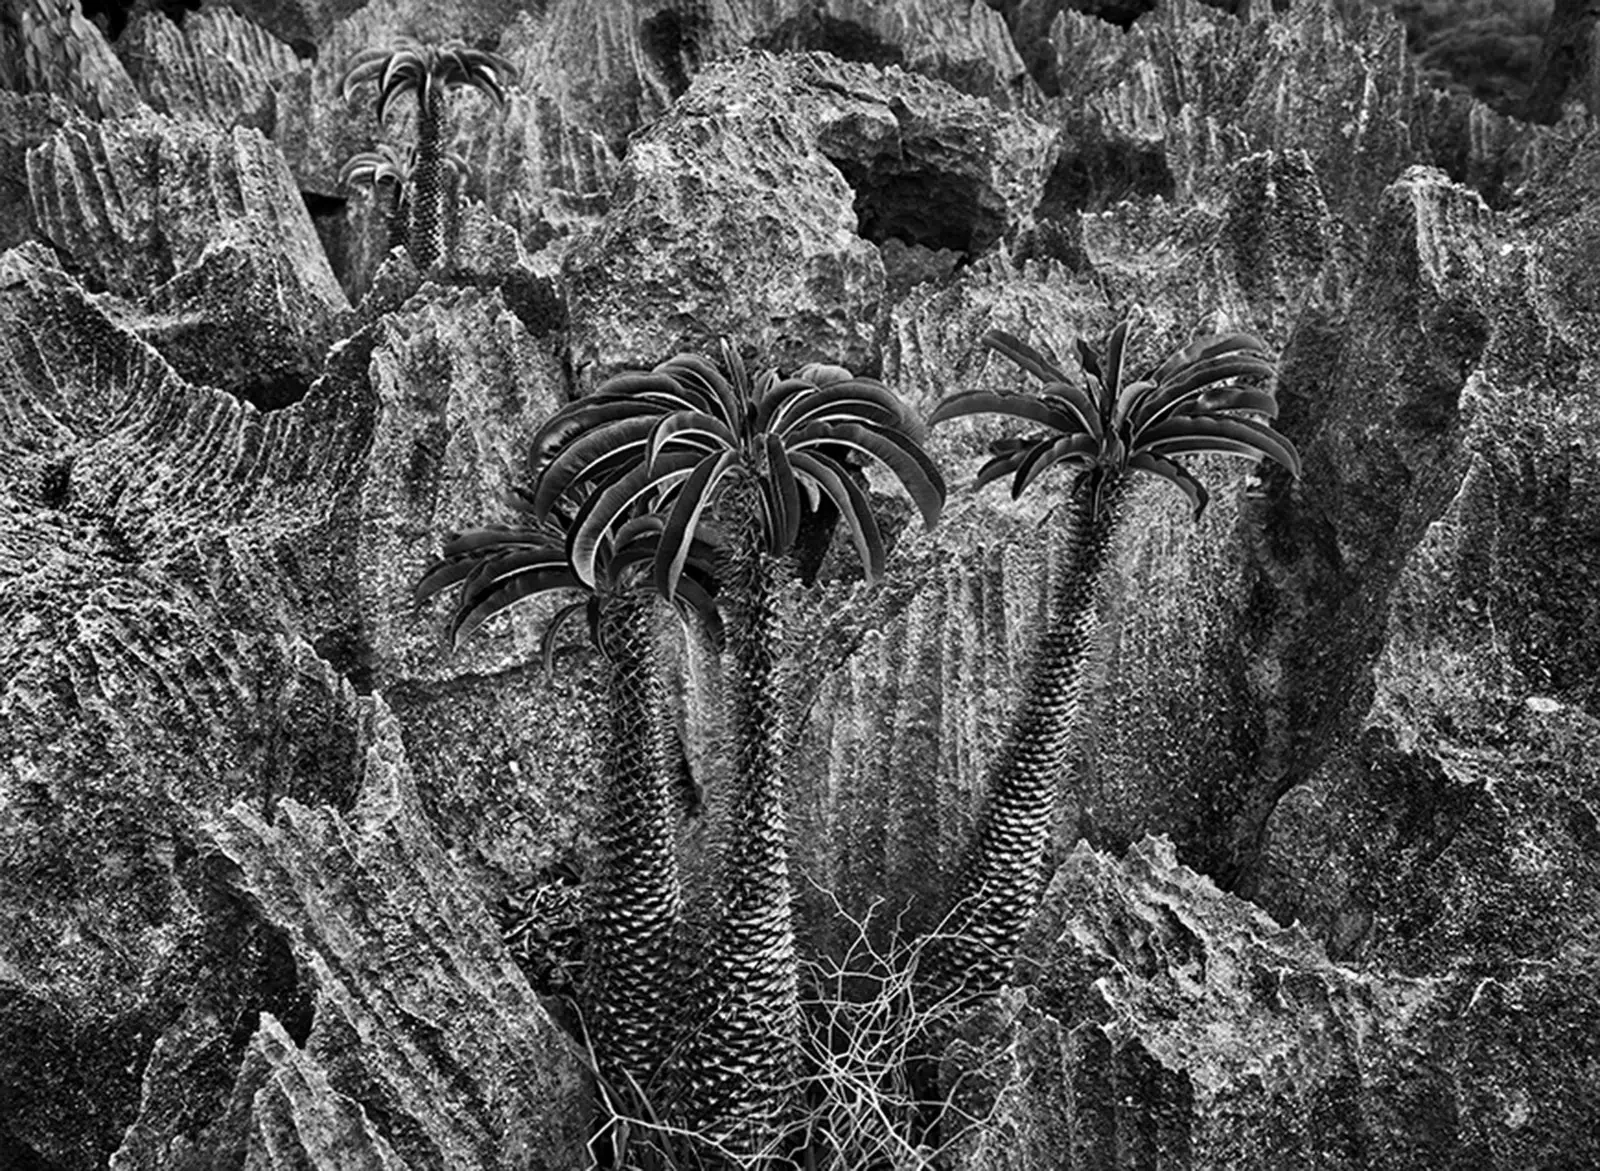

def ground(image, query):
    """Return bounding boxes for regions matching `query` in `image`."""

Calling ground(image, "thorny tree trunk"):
[584,587,684,1092]
[683,487,800,1156]
[408,83,447,270]
[924,473,1131,1004]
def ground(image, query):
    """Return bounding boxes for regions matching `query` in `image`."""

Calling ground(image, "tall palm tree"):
[341,40,515,269]
[525,342,946,1152]
[414,510,721,1094]
[924,311,1300,1002]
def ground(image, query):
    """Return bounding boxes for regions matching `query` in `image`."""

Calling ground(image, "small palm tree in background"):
[339,143,474,255]
[925,311,1300,1003]
[414,508,720,1096]
[341,40,515,269]
[525,343,946,1153]
[338,143,413,253]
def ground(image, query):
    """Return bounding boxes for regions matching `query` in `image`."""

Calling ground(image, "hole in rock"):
[313,626,377,697]
[258,918,315,1047]
[239,374,312,412]
[828,157,997,257]
[461,272,568,337]
[39,458,72,509]
[639,8,705,99]
[1038,133,1174,217]
[755,14,904,68]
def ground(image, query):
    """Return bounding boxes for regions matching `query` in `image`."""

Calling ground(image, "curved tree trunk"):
[407,84,447,270]
[584,587,684,1093]
[683,492,800,1156]
[925,472,1131,1003]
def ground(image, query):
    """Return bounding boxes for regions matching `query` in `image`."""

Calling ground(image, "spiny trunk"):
[925,473,1131,1003]
[583,587,683,1093]
[683,494,800,1156]
[408,85,447,270]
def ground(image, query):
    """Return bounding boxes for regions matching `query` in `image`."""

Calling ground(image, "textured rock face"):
[26,113,347,409]
[191,702,592,1170]
[562,49,1057,380]
[4,0,1600,1167]
[117,6,304,130]
[952,837,1455,1169]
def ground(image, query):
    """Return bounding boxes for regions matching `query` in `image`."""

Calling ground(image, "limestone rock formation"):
[3,0,1599,1167]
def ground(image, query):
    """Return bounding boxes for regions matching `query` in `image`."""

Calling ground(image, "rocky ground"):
[2,0,1598,1168]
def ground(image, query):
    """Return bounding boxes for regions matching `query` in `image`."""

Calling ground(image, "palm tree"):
[341,40,515,269]
[924,311,1300,1002]
[524,342,946,1152]
[414,509,721,1094]
[339,143,412,253]
[339,143,473,255]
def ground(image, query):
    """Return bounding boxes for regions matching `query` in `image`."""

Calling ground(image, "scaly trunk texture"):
[926,473,1131,1003]
[684,488,800,1156]
[408,84,447,270]
[583,587,684,1092]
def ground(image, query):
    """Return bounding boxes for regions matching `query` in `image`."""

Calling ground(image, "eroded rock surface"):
[562,49,1057,380]
[3,0,1599,1166]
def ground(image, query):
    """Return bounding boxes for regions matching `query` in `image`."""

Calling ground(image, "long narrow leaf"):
[645,410,737,472]
[1010,434,1098,499]
[1102,316,1132,398]
[449,561,581,648]
[1141,415,1300,476]
[981,328,1072,384]
[769,381,907,435]
[1127,451,1209,520]
[658,353,741,428]
[790,450,886,580]
[656,450,737,600]
[1146,330,1269,387]
[973,443,1032,491]
[568,453,700,586]
[928,390,1078,433]
[539,599,592,675]
[765,433,802,554]
[789,421,946,528]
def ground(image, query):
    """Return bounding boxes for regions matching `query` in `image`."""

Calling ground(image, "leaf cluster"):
[340,39,517,126]
[932,313,1300,520]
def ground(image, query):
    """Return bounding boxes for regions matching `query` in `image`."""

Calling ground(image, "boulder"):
[562,49,1057,381]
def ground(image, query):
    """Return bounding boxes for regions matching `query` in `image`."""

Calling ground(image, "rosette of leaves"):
[925,311,1300,1002]
[522,342,946,1152]
[340,40,515,269]
[415,509,720,1093]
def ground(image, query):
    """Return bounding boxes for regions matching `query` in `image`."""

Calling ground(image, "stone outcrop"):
[562,49,1057,381]
[25,114,347,409]
[117,5,305,131]
[190,701,592,1170]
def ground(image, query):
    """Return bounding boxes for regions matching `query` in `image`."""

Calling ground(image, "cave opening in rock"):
[828,157,998,257]
[639,7,706,100]
[1037,132,1174,217]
